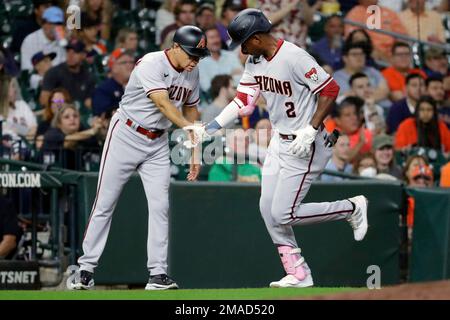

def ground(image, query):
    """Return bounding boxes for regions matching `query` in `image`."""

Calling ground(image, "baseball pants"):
[259,129,354,248]
[78,110,171,276]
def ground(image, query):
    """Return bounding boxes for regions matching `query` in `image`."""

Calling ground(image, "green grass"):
[0,287,358,300]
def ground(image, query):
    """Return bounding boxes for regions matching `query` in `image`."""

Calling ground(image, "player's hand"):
[288,125,318,157]
[238,87,260,117]
[182,123,210,148]
[187,163,201,181]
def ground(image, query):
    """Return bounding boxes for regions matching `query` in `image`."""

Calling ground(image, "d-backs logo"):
[196,36,206,49]
[305,67,319,83]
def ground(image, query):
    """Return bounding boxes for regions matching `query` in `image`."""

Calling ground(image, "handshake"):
[182,87,260,149]
[182,122,211,149]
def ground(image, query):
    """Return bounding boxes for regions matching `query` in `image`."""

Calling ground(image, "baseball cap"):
[31,51,56,66]
[65,39,86,53]
[372,134,393,151]
[197,3,215,15]
[108,48,134,69]
[411,165,433,181]
[42,6,64,24]
[425,47,445,60]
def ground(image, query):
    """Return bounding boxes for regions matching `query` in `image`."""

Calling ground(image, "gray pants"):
[260,129,354,248]
[78,111,171,276]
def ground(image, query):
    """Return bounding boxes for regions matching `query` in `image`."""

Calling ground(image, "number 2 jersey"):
[237,39,334,134]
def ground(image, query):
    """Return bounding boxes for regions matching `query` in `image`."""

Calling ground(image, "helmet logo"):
[196,36,206,49]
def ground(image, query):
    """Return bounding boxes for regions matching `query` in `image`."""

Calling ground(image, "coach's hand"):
[182,123,210,148]
[187,163,201,181]
[288,125,318,157]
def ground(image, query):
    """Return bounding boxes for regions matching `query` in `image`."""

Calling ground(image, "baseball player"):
[69,26,210,290]
[189,9,369,288]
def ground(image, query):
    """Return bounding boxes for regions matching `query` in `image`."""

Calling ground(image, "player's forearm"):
[157,101,192,128]
[150,91,192,128]
[206,100,240,134]
[310,95,335,129]
[183,106,200,123]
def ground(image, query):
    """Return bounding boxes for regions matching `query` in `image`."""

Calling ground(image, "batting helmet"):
[173,25,210,58]
[227,9,272,50]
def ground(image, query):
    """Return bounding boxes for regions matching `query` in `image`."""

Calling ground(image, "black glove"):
[324,129,340,148]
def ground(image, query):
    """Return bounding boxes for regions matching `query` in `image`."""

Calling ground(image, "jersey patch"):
[305,67,319,83]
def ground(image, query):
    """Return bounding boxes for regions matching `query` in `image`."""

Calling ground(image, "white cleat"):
[347,195,369,241]
[269,274,314,288]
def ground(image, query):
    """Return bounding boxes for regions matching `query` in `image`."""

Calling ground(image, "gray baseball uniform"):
[237,40,354,248]
[78,50,199,276]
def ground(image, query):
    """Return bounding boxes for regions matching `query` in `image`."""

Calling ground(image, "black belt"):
[125,119,165,139]
[279,123,325,140]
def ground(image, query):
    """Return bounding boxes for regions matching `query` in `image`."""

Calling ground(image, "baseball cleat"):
[347,195,369,241]
[69,270,95,290]
[145,274,179,290]
[269,274,314,288]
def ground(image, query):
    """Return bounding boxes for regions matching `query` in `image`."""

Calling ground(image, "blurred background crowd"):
[0,0,449,190]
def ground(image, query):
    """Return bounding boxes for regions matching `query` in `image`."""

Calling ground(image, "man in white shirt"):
[20,6,67,71]
[198,26,243,93]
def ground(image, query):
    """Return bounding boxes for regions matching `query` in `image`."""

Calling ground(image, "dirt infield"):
[304,281,450,300]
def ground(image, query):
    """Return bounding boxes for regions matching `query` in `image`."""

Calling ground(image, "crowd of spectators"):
[0,0,449,192]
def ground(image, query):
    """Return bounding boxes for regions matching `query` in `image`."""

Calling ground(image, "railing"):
[317,11,450,68]
[342,15,450,51]
[0,158,83,287]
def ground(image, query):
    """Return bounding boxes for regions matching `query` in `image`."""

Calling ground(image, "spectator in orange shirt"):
[381,42,427,101]
[440,162,450,187]
[404,155,434,227]
[345,0,407,62]
[395,96,450,154]
[333,96,373,161]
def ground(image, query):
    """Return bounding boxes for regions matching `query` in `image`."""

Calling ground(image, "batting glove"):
[287,125,318,157]
[182,123,211,148]
[238,87,260,117]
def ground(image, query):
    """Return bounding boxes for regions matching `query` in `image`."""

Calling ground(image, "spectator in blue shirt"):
[321,134,353,181]
[386,73,425,134]
[92,48,135,117]
[334,42,389,103]
[311,15,344,70]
